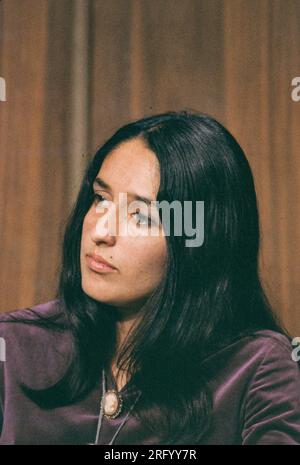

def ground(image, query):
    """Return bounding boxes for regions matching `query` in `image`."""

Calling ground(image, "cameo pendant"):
[103,389,123,419]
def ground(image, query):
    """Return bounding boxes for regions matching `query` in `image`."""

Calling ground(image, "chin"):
[81,281,116,305]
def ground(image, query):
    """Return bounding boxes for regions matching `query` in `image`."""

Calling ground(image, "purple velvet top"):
[1,299,300,445]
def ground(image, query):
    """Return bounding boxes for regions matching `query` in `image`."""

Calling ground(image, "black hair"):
[1,109,289,444]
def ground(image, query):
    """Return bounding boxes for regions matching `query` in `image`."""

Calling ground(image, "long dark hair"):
[1,110,289,444]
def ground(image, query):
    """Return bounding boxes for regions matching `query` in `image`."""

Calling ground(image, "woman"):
[0,110,300,445]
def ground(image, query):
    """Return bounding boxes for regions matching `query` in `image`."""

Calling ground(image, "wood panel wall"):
[0,0,299,335]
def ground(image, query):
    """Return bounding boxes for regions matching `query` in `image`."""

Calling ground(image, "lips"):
[86,253,118,272]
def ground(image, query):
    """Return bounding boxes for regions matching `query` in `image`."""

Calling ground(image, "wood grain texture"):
[0,0,299,336]
[0,0,73,310]
[223,0,300,331]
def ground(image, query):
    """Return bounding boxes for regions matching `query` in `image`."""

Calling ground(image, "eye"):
[132,210,151,226]
[93,192,109,204]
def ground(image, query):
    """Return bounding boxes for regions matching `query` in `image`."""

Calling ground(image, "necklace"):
[88,368,142,445]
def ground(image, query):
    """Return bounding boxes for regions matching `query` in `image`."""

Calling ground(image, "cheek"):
[80,221,87,250]
[128,238,167,279]
[82,211,93,230]
[80,217,93,263]
[81,213,93,242]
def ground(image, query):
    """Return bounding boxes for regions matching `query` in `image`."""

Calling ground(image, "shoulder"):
[236,329,300,390]
[0,299,67,338]
[238,330,300,444]
[206,329,296,371]
[238,329,299,383]
[243,328,294,353]
[0,298,70,347]
[206,329,300,400]
[0,300,71,385]
[0,299,63,323]
[231,329,294,362]
[207,330,300,444]
[238,329,300,386]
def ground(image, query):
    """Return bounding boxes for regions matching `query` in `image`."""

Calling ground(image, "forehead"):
[96,138,160,197]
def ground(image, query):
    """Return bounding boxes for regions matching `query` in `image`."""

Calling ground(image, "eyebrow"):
[93,177,155,206]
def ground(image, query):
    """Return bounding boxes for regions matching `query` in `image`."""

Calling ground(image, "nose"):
[91,203,117,246]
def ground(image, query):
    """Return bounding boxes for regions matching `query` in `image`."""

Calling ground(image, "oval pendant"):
[102,389,123,419]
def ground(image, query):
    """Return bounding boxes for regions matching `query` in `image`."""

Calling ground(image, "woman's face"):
[80,137,167,312]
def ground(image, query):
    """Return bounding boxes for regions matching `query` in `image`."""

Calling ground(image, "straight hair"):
[1,110,289,444]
